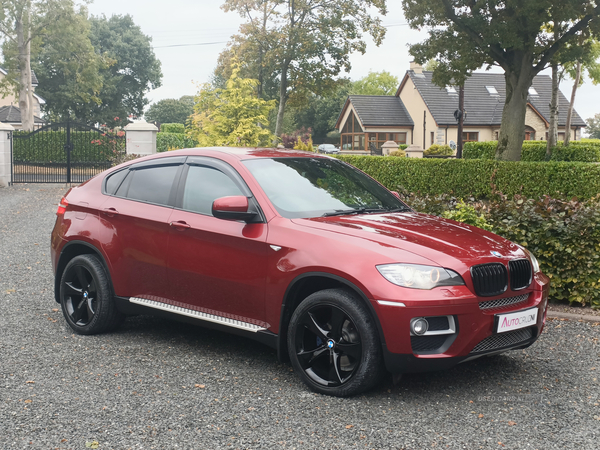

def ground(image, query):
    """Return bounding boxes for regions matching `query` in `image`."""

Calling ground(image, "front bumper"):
[375,273,550,374]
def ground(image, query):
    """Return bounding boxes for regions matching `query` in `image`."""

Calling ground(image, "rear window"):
[125,165,180,206]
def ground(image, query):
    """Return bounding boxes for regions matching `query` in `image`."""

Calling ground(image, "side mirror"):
[212,196,258,222]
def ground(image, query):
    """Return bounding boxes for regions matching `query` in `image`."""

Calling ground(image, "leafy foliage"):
[336,156,600,200]
[222,0,388,136]
[187,62,276,147]
[350,70,399,96]
[160,123,185,134]
[145,96,194,125]
[389,149,406,157]
[465,140,600,162]
[86,14,162,126]
[424,144,453,156]
[400,192,600,307]
[156,133,197,152]
[280,127,313,149]
[293,136,315,152]
[586,113,600,138]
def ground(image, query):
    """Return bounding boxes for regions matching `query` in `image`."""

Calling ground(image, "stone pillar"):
[124,121,158,155]
[405,145,424,158]
[0,123,15,187]
[381,140,399,156]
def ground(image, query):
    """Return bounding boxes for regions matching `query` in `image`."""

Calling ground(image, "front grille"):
[470,263,508,297]
[509,259,532,290]
[470,327,534,354]
[479,293,529,311]
[411,335,449,352]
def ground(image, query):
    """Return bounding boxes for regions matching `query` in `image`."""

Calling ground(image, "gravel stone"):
[1,184,599,449]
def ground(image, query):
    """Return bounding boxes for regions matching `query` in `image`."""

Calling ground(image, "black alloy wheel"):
[59,254,123,335]
[288,288,385,397]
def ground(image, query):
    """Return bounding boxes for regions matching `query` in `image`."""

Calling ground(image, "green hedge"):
[403,193,600,307]
[464,140,600,162]
[12,130,124,163]
[157,133,198,152]
[337,156,600,200]
[160,123,186,134]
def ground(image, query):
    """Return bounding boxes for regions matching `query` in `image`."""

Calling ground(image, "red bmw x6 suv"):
[51,147,549,396]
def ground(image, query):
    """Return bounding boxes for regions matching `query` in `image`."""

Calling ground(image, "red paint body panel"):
[51,147,550,374]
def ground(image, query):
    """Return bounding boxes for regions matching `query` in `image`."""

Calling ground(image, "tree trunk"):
[564,60,581,146]
[547,62,559,157]
[496,69,533,161]
[275,60,289,137]
[16,2,34,132]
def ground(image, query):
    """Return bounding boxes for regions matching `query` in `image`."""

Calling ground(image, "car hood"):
[293,212,525,269]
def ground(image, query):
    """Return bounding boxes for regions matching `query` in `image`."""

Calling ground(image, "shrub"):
[442,199,492,231]
[389,149,406,157]
[281,127,312,149]
[293,136,315,152]
[336,156,600,200]
[424,144,453,156]
[463,141,497,159]
[157,133,197,152]
[160,123,186,134]
[399,144,408,150]
[402,193,600,307]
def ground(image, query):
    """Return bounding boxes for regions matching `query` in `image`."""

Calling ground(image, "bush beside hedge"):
[157,133,198,152]
[402,193,600,308]
[464,140,600,162]
[160,123,186,134]
[337,156,600,200]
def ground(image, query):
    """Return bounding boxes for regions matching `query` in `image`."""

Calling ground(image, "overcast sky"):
[87,0,598,124]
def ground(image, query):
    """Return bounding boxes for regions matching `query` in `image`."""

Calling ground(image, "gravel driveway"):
[1,184,599,450]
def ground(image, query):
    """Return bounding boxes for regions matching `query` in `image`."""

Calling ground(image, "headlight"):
[523,248,540,273]
[376,264,465,290]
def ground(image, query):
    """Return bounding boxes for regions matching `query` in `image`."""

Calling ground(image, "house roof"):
[398,70,586,127]
[336,95,414,129]
[0,67,39,86]
[0,105,44,124]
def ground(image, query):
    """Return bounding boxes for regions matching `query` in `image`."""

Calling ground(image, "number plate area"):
[495,307,538,333]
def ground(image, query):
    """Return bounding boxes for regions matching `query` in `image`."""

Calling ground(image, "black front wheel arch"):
[287,288,385,397]
[59,254,124,335]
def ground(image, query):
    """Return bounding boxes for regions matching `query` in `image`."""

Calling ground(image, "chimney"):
[410,61,423,74]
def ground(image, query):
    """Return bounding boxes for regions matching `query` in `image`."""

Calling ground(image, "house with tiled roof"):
[336,62,586,153]
[0,105,44,129]
[0,67,46,128]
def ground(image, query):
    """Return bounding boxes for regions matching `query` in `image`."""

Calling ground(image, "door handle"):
[170,221,191,230]
[102,207,119,217]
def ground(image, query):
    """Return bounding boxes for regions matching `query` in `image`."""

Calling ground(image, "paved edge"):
[547,310,600,323]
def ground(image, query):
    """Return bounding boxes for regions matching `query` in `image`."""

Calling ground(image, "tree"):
[223,0,387,136]
[145,96,195,125]
[586,113,600,138]
[402,0,600,160]
[350,70,398,96]
[187,62,276,147]
[85,14,162,126]
[31,5,106,122]
[0,0,75,130]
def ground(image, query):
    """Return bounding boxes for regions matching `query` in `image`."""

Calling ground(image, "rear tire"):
[59,254,123,335]
[287,288,385,397]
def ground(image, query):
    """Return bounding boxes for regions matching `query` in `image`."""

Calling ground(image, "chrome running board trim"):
[129,297,266,333]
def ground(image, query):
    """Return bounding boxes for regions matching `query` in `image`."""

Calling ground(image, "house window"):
[495,131,499,140]
[368,132,407,151]
[462,132,479,143]
[340,110,365,150]
[524,127,535,141]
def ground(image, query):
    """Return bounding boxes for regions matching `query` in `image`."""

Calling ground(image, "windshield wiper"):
[322,207,409,217]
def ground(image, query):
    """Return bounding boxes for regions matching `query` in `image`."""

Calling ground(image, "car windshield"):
[243,157,410,219]
[322,145,336,149]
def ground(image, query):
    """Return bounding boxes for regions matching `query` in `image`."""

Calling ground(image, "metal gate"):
[11,121,125,183]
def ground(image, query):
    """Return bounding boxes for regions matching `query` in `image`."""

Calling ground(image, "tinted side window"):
[126,165,180,206]
[105,169,129,195]
[182,165,244,215]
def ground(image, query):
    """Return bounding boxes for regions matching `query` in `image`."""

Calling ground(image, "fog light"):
[411,318,429,335]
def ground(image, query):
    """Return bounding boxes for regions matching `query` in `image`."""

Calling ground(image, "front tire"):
[287,288,385,397]
[59,254,123,335]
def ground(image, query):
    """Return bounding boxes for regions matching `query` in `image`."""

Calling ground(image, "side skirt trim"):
[129,297,266,333]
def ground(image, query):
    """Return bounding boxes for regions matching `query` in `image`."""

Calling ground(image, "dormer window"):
[528,87,538,96]
[445,86,457,94]
[486,86,498,95]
